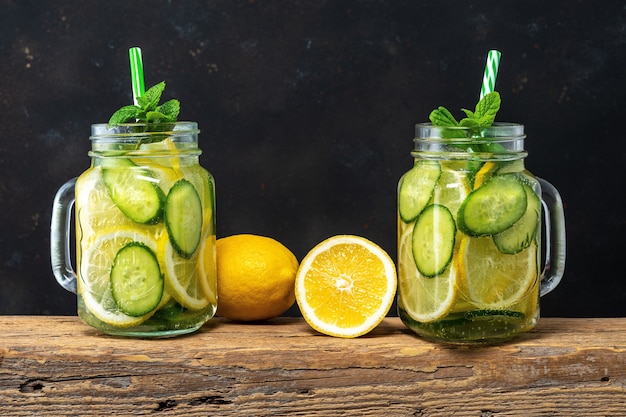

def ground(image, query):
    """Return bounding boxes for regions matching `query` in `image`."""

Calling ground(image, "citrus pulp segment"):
[79,228,159,327]
[197,235,218,306]
[295,235,397,338]
[159,235,212,310]
[130,160,182,195]
[457,236,537,309]
[473,161,498,189]
[137,137,184,176]
[397,224,458,323]
[431,166,471,220]
[76,169,148,240]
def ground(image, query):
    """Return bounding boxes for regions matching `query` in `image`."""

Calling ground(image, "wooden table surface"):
[1,316,625,416]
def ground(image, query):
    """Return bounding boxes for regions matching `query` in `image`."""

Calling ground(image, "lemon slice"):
[136,137,183,177]
[433,165,471,218]
[139,160,183,193]
[79,227,159,327]
[295,235,397,338]
[76,169,139,240]
[457,236,538,309]
[197,235,218,305]
[163,137,183,176]
[473,161,498,189]
[158,235,213,310]
[397,224,458,322]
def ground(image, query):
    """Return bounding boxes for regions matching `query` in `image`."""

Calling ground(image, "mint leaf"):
[429,106,459,126]
[474,91,500,126]
[145,111,170,123]
[459,117,480,129]
[156,99,180,121]
[137,81,165,111]
[432,91,502,133]
[108,105,143,126]
[460,108,475,119]
[458,92,501,131]
[429,91,502,140]
[108,81,181,134]
[428,90,504,176]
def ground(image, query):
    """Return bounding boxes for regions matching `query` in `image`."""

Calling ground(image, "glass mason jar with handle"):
[397,123,565,344]
[51,122,217,337]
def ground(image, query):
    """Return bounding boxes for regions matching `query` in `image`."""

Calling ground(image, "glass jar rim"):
[90,121,200,139]
[415,122,525,140]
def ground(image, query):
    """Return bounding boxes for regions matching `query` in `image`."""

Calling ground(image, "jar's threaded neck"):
[88,121,201,157]
[413,122,526,161]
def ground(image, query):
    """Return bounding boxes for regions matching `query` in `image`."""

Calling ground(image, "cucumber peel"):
[412,204,456,277]
[102,158,165,224]
[165,179,203,258]
[493,184,540,254]
[399,160,442,223]
[457,174,527,236]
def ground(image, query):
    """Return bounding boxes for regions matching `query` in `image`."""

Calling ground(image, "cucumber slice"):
[399,160,442,223]
[412,204,456,277]
[110,242,164,317]
[165,179,203,258]
[493,184,541,254]
[102,158,165,224]
[457,174,527,236]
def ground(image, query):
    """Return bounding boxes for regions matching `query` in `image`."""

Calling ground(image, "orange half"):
[295,235,397,338]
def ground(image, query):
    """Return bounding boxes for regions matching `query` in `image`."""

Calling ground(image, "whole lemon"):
[216,234,299,321]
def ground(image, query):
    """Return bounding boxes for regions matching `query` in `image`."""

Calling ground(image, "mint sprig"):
[429,91,501,136]
[108,81,180,127]
[428,91,505,177]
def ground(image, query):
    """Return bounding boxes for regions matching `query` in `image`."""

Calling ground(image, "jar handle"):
[50,178,78,294]
[537,177,566,296]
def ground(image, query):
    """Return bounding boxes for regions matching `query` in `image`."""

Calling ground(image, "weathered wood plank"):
[1,316,625,416]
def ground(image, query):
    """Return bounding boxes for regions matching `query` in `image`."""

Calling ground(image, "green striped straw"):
[479,50,501,99]
[129,47,145,106]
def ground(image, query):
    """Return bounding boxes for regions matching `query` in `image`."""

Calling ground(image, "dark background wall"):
[1,0,624,317]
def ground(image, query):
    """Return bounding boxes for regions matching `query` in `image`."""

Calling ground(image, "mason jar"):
[397,123,566,343]
[51,122,217,337]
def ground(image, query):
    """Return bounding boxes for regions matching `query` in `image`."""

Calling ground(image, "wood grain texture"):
[1,316,625,416]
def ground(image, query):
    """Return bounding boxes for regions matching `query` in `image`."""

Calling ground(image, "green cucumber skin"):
[412,204,456,277]
[398,160,442,223]
[110,242,164,317]
[101,159,165,225]
[493,184,541,254]
[164,179,203,258]
[457,174,527,237]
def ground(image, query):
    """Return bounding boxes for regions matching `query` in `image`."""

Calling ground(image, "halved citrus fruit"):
[295,235,397,338]
[457,235,537,309]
